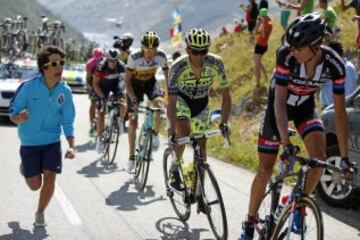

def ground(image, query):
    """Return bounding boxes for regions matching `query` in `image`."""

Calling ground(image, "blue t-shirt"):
[10,75,76,146]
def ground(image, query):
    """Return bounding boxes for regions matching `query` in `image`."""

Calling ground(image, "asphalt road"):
[0,94,359,240]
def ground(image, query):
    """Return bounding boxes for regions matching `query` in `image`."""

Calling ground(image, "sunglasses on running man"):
[190,49,208,56]
[44,60,65,68]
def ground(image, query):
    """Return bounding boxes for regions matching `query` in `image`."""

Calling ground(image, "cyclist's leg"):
[127,94,139,158]
[147,79,164,134]
[295,112,326,195]
[115,80,127,118]
[190,103,210,161]
[174,97,191,160]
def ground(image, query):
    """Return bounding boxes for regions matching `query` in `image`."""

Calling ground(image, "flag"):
[170,7,183,48]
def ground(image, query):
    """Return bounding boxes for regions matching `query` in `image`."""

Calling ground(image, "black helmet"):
[113,39,122,49]
[141,31,160,48]
[286,13,326,48]
[120,32,134,50]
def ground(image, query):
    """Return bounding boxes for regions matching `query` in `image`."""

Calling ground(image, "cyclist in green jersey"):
[167,28,232,189]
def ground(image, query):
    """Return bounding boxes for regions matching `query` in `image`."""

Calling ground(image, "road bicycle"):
[163,129,229,240]
[133,106,165,191]
[255,145,356,240]
[98,95,125,165]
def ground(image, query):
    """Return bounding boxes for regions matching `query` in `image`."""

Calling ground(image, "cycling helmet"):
[121,32,134,49]
[141,31,160,48]
[105,48,119,60]
[286,13,326,48]
[185,28,211,50]
[92,47,104,58]
[113,39,122,49]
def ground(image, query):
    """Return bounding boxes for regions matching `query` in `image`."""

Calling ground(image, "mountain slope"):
[0,0,86,43]
[37,0,278,45]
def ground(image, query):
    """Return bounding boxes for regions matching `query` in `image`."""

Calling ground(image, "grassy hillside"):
[206,8,357,172]
[0,0,86,43]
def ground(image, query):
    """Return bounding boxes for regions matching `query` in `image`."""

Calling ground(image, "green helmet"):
[185,28,211,50]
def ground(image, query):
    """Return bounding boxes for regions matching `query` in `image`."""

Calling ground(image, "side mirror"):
[354,95,360,110]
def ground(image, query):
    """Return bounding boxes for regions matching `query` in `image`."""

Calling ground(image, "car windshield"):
[0,63,38,80]
[64,64,85,71]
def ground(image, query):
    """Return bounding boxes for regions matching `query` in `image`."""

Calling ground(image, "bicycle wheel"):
[107,113,120,165]
[257,179,280,240]
[101,113,113,164]
[271,195,323,240]
[134,131,152,191]
[199,164,228,240]
[163,148,191,221]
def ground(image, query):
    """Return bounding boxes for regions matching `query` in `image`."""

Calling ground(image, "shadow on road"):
[0,222,49,240]
[106,180,165,211]
[155,217,210,240]
[77,159,124,178]
[317,197,360,233]
[75,140,95,153]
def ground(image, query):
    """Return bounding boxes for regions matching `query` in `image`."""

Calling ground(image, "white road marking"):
[54,182,82,225]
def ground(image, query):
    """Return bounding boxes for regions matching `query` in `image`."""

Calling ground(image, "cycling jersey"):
[94,59,126,98]
[86,56,103,99]
[258,45,346,154]
[127,49,168,82]
[168,54,229,130]
[274,45,345,107]
[168,54,229,100]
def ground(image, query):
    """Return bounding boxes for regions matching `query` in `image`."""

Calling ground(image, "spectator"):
[9,45,76,227]
[287,0,314,16]
[320,41,358,108]
[219,25,229,37]
[259,0,269,9]
[254,8,272,87]
[240,0,259,35]
[341,0,360,68]
[233,19,242,33]
[276,0,297,31]
[319,0,337,30]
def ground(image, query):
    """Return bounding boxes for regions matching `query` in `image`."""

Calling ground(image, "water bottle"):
[275,195,289,218]
[182,162,194,189]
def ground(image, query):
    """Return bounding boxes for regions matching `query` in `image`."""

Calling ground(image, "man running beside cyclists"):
[86,47,104,137]
[125,31,168,173]
[239,13,353,239]
[167,28,232,190]
[93,48,127,153]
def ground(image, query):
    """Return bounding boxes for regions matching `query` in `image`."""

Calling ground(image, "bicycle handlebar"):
[175,130,231,148]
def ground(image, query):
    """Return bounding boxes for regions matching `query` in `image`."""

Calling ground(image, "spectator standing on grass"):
[254,8,272,87]
[240,0,259,37]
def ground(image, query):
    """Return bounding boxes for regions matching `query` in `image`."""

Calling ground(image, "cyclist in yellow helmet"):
[125,31,168,173]
[167,28,232,190]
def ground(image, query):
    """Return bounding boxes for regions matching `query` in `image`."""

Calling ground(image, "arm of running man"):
[62,88,76,159]
[9,82,29,124]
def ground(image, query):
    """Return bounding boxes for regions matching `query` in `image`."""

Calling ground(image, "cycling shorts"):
[258,88,324,154]
[176,93,210,134]
[127,78,163,112]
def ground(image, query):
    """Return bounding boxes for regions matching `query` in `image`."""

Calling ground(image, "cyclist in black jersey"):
[93,48,127,152]
[239,13,352,240]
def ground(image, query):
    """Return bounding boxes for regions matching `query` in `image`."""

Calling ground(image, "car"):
[318,87,360,207]
[0,59,38,117]
[62,63,87,93]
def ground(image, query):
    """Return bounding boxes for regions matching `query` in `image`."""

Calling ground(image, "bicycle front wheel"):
[199,164,228,240]
[163,148,191,221]
[134,131,151,191]
[271,195,323,240]
[107,116,120,165]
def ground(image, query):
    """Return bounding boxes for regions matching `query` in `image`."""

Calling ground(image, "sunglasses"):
[44,60,65,68]
[191,49,208,56]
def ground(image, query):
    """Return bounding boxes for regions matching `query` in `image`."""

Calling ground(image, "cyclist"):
[86,47,104,137]
[239,13,352,239]
[113,32,134,64]
[93,48,127,153]
[167,28,231,190]
[125,31,168,173]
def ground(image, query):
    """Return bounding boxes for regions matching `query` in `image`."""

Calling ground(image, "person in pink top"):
[86,48,104,137]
